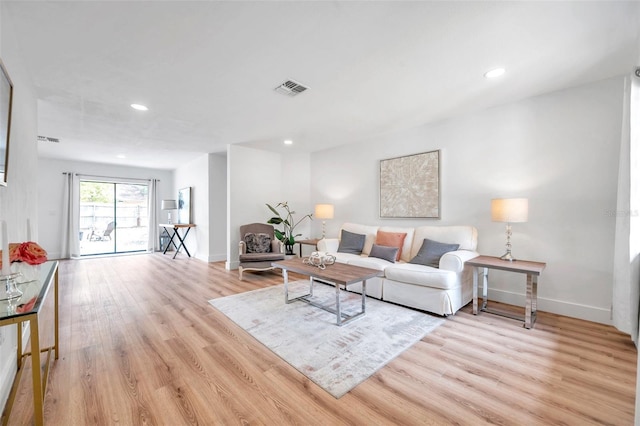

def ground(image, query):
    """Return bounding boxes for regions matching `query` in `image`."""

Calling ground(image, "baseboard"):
[207,253,226,262]
[226,260,239,271]
[489,288,612,325]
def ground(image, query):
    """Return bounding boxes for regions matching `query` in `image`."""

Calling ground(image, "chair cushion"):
[337,229,366,254]
[409,238,460,268]
[375,230,407,261]
[239,252,285,262]
[369,244,399,263]
[244,232,272,253]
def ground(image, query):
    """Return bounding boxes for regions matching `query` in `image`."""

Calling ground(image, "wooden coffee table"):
[272,258,382,326]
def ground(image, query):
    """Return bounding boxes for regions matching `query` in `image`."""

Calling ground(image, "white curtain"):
[147,178,159,252]
[612,75,640,345]
[61,172,80,259]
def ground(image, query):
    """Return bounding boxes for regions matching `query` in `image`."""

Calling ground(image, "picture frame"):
[178,187,192,224]
[0,60,13,187]
[379,150,440,219]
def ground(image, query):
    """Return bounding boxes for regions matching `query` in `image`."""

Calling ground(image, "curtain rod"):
[62,172,160,182]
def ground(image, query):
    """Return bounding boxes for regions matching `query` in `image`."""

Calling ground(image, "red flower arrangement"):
[0,241,48,269]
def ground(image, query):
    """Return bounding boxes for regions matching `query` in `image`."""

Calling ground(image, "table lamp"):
[161,199,178,224]
[491,198,528,261]
[314,204,334,239]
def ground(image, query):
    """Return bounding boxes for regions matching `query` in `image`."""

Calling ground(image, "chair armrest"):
[317,238,339,252]
[271,239,284,254]
[440,250,479,273]
[239,241,247,255]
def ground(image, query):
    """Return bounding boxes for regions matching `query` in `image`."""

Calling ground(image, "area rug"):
[208,280,444,398]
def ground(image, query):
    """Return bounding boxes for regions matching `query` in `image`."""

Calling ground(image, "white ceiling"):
[3,1,639,170]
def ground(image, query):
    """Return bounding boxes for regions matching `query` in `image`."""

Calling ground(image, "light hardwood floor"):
[3,253,636,425]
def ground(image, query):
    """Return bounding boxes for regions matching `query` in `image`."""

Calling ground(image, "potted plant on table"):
[266,202,313,256]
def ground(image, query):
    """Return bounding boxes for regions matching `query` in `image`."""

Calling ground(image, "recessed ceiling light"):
[117,154,126,159]
[284,140,293,145]
[130,103,148,111]
[484,68,506,79]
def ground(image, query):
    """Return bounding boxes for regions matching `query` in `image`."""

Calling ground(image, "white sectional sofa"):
[317,223,479,316]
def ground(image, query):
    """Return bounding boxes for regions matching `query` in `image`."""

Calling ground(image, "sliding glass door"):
[79,180,149,256]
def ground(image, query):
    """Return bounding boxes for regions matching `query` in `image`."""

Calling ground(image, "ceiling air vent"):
[37,135,60,143]
[274,79,309,97]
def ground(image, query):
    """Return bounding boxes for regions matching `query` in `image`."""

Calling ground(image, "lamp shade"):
[491,198,528,223]
[161,199,178,210]
[314,204,334,220]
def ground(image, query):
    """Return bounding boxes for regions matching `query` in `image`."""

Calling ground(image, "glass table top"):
[0,260,58,321]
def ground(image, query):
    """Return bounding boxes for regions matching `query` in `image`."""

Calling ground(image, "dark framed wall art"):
[379,150,440,219]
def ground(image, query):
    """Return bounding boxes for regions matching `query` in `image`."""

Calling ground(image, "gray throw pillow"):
[409,238,460,268]
[369,244,399,263]
[337,229,366,254]
[244,232,272,253]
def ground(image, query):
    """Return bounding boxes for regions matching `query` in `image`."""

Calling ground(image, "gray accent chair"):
[238,223,285,280]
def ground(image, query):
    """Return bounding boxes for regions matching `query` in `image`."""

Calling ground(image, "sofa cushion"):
[409,238,460,268]
[378,226,415,262]
[375,230,406,261]
[244,232,272,253]
[347,255,392,271]
[341,223,379,255]
[333,252,365,264]
[369,244,399,263]
[337,229,366,254]
[385,263,458,290]
[410,225,477,257]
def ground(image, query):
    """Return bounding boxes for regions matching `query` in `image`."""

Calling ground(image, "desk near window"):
[159,223,196,259]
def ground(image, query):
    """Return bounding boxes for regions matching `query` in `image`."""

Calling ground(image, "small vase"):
[0,273,22,301]
[10,262,40,283]
[284,243,295,256]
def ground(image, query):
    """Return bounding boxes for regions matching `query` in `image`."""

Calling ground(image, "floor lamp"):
[161,199,178,224]
[314,204,334,239]
[491,198,528,261]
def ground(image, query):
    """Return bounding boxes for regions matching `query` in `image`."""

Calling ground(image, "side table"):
[466,255,546,329]
[297,238,320,257]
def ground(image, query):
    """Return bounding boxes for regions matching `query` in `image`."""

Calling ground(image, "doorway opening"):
[79,180,149,256]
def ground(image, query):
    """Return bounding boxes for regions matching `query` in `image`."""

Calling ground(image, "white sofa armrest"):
[439,250,479,273]
[318,238,339,252]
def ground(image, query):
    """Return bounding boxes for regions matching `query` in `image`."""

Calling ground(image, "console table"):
[466,255,546,329]
[159,223,196,259]
[1,260,59,426]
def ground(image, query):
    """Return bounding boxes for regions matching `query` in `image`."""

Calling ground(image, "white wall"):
[226,146,313,269]
[37,158,174,259]
[311,77,624,324]
[0,3,40,411]
[227,145,282,269]
[209,153,227,261]
[174,154,209,261]
[281,151,313,242]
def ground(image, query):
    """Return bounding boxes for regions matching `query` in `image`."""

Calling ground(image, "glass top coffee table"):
[271,258,382,326]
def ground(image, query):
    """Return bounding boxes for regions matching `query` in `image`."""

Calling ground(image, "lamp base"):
[499,251,516,262]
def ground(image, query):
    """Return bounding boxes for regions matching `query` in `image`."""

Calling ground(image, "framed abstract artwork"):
[379,150,440,219]
[178,187,192,224]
